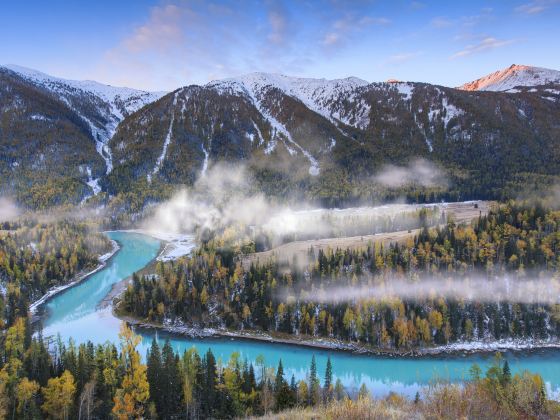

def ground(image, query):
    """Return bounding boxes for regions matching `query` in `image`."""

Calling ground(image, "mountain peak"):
[458,64,560,92]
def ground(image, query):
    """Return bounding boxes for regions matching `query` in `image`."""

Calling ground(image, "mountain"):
[106,70,560,205]
[1,65,560,209]
[459,64,560,92]
[0,65,165,206]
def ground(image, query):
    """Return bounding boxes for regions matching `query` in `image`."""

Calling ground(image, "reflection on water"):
[40,231,560,399]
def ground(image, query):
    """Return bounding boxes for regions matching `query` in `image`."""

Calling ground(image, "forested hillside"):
[123,201,560,349]
[0,220,112,325]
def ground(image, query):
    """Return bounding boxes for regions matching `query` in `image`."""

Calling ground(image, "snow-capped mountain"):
[459,64,560,92]
[2,65,560,208]
[1,65,165,194]
[108,68,560,200]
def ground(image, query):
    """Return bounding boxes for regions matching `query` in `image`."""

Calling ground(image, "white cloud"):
[385,51,423,64]
[515,0,559,15]
[451,37,516,59]
[267,9,288,45]
[430,17,453,28]
[121,4,185,53]
[321,14,390,47]
[0,197,20,222]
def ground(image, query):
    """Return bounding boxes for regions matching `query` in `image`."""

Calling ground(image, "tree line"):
[122,201,560,349]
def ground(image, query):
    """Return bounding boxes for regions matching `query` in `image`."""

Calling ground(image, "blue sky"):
[2,0,559,91]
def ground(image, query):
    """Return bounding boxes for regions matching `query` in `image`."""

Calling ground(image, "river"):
[39,231,560,398]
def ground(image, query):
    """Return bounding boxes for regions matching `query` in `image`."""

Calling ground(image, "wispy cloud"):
[515,0,559,15]
[430,17,453,28]
[431,8,493,30]
[267,5,289,45]
[451,37,516,59]
[121,4,185,53]
[410,1,425,10]
[321,14,390,47]
[385,51,423,64]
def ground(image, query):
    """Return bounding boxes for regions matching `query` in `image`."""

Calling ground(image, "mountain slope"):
[0,65,165,204]
[459,64,560,92]
[107,71,560,205]
[2,65,560,209]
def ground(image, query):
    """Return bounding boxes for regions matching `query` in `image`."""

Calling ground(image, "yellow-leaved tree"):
[42,370,76,420]
[112,323,150,420]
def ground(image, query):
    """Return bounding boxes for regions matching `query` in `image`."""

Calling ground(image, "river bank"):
[29,239,120,317]
[116,310,560,358]
[107,229,196,261]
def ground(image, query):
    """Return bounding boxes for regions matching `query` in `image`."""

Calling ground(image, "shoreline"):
[118,313,560,358]
[32,229,560,359]
[105,229,196,261]
[29,239,120,317]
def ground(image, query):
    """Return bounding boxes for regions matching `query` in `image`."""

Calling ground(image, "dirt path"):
[242,201,490,267]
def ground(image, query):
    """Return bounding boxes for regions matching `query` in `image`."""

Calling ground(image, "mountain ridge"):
[1,63,559,208]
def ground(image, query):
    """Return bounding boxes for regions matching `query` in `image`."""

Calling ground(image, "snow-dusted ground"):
[29,239,120,314]
[424,339,560,354]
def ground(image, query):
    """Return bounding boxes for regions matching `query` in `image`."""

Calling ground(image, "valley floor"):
[243,201,490,267]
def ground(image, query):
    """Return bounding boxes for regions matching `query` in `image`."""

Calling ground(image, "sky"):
[1,0,559,91]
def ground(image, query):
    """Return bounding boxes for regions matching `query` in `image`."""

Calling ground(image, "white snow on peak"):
[207,72,370,129]
[2,64,166,195]
[458,64,560,92]
[208,73,322,175]
[3,64,165,113]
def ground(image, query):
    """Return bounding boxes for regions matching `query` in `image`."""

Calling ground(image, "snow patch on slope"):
[201,144,209,175]
[152,92,178,177]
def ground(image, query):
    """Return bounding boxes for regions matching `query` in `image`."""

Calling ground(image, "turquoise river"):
[40,231,560,398]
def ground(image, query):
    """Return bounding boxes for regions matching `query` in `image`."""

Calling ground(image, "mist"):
[373,158,448,188]
[143,164,441,244]
[290,275,560,305]
[0,197,20,222]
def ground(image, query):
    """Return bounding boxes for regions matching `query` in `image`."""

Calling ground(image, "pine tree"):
[161,340,183,418]
[274,359,285,391]
[324,356,332,389]
[146,338,162,413]
[358,383,369,400]
[502,360,511,385]
[200,349,217,418]
[308,355,320,405]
